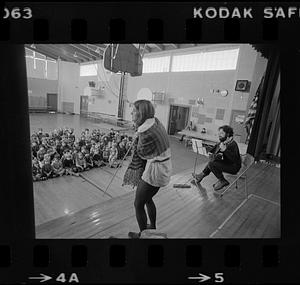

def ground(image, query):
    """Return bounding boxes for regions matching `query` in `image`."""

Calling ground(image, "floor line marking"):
[209,196,250,238]
[250,193,280,206]
[209,193,280,238]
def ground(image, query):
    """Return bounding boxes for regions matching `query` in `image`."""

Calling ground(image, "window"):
[25,48,34,57]
[25,48,57,79]
[171,48,239,72]
[142,56,170,73]
[46,60,58,80]
[35,60,46,77]
[80,64,98,76]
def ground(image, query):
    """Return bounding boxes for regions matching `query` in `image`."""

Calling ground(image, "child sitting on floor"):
[79,135,86,147]
[55,139,62,156]
[51,153,65,177]
[37,128,43,141]
[37,146,46,162]
[61,141,71,154]
[41,137,50,149]
[75,152,87,172]
[85,139,92,152]
[81,146,89,156]
[109,144,119,168]
[92,147,104,167]
[84,128,90,140]
[85,153,94,169]
[118,141,126,159]
[62,151,79,176]
[41,154,54,180]
[31,142,39,158]
[32,157,43,181]
[102,146,110,163]
[89,143,96,155]
[109,128,115,139]
[47,147,57,161]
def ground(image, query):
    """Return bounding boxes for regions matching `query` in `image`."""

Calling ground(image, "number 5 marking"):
[215,273,224,283]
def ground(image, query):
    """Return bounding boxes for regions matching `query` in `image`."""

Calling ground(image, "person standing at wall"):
[123,100,172,239]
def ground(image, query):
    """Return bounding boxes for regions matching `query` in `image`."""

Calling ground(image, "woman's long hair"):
[133,100,155,128]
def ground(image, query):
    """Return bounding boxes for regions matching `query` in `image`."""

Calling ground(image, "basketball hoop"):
[103,44,143,76]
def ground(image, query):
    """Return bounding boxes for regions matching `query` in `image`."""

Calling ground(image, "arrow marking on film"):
[29,274,52,283]
[188,273,211,282]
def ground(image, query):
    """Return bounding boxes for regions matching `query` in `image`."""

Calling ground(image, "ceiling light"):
[95,47,100,53]
[30,44,36,49]
[73,52,78,58]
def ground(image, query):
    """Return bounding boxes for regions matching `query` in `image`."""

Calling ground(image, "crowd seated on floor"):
[31,127,133,181]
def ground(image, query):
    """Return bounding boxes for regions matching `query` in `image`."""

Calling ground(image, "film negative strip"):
[0,1,299,284]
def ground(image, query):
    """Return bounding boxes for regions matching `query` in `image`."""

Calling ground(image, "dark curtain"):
[244,74,265,144]
[265,73,280,158]
[247,46,280,160]
[0,45,35,239]
[266,97,280,157]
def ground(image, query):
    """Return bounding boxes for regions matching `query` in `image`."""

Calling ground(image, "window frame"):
[142,55,171,74]
[170,48,240,72]
[25,49,58,79]
[80,63,98,77]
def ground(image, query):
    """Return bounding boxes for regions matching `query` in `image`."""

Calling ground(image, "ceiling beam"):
[79,44,103,58]
[24,45,57,61]
[170,44,179,49]
[41,44,83,63]
[86,43,106,53]
[88,43,107,50]
[132,44,150,54]
[55,44,91,62]
[65,44,95,62]
[153,44,164,51]
[141,44,151,53]
[69,44,99,61]
[44,44,81,63]
[50,44,87,63]
[28,45,73,62]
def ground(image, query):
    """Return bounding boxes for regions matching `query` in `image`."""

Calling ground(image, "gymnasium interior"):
[1,43,280,239]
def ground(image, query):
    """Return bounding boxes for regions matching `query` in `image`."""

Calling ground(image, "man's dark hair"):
[218,125,234,137]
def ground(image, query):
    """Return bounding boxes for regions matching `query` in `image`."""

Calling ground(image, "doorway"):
[46,93,58,112]
[167,105,190,135]
[80,96,89,117]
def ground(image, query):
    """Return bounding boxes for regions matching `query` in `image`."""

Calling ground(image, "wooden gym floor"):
[30,113,280,239]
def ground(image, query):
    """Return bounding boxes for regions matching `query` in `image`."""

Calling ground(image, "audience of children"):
[31,127,133,182]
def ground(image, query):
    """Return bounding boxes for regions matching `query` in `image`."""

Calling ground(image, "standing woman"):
[123,100,172,238]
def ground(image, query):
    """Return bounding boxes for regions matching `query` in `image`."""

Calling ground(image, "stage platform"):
[35,162,280,239]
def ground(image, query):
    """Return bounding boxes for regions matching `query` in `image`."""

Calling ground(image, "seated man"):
[191,125,241,191]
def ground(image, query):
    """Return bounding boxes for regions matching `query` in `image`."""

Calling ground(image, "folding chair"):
[219,153,255,198]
